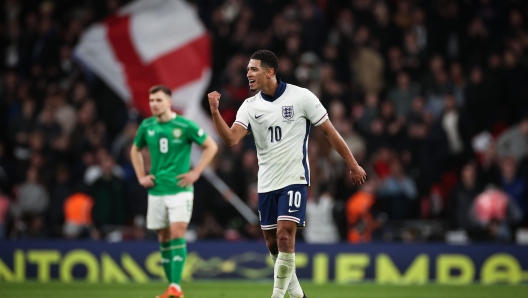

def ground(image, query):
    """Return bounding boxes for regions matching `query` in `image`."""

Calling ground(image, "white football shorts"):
[146,192,194,230]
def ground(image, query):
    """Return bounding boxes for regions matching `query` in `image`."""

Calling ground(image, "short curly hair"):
[250,50,279,73]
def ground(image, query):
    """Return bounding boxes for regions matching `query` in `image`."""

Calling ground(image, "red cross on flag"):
[74,0,214,134]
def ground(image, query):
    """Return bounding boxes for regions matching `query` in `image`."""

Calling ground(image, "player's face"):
[247,59,270,92]
[149,91,171,116]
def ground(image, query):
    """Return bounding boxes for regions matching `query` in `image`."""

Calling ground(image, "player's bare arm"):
[318,119,367,185]
[177,136,218,187]
[208,91,248,147]
[130,144,155,188]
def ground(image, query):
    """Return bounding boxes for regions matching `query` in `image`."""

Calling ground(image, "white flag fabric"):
[74,0,214,135]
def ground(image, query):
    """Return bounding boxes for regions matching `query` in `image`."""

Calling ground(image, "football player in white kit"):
[208,50,366,298]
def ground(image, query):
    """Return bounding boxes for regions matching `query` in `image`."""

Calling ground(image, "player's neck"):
[260,78,278,98]
[156,111,176,122]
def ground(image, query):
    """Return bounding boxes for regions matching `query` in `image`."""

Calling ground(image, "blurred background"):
[0,0,528,284]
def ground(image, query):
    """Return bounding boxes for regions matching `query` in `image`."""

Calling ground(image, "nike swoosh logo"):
[255,114,264,119]
[288,209,299,213]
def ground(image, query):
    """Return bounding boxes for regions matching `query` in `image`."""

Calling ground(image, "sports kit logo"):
[148,130,155,136]
[173,128,182,138]
[282,106,294,124]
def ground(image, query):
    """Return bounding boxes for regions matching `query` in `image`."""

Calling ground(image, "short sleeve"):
[303,89,328,126]
[187,120,208,146]
[133,122,146,148]
[233,100,250,130]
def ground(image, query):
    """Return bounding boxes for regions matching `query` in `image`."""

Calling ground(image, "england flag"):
[74,0,214,135]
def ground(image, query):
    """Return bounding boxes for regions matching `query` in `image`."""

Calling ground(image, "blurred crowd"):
[0,0,527,244]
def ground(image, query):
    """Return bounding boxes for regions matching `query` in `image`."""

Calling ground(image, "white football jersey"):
[234,83,328,193]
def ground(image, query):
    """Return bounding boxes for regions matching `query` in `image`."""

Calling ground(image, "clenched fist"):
[208,91,221,112]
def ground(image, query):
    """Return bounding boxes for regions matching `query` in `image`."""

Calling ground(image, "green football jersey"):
[133,115,207,195]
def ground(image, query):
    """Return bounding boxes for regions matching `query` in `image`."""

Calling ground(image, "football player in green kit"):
[131,85,218,298]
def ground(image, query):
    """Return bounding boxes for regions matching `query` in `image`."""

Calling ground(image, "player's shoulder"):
[243,94,260,104]
[140,117,158,127]
[286,84,310,92]
[172,114,203,130]
[285,83,304,91]
[284,83,312,97]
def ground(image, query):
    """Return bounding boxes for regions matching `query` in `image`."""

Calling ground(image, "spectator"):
[497,116,528,160]
[0,191,10,239]
[354,93,379,135]
[350,26,385,94]
[346,179,380,243]
[89,153,127,236]
[9,99,37,166]
[393,0,414,31]
[52,92,77,135]
[36,106,62,147]
[47,164,72,236]
[122,144,148,221]
[372,1,402,56]
[425,70,453,118]
[440,94,472,167]
[304,188,340,244]
[388,71,420,118]
[471,186,523,242]
[0,142,16,192]
[63,186,94,239]
[477,139,502,187]
[499,156,528,221]
[11,167,49,238]
[463,66,499,134]
[379,100,406,151]
[449,162,482,230]
[111,121,138,163]
[330,121,366,167]
[84,148,124,185]
[378,159,418,220]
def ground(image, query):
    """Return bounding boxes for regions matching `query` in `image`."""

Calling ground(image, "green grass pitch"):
[0,281,526,298]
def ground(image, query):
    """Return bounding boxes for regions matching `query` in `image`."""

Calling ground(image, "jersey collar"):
[260,78,286,102]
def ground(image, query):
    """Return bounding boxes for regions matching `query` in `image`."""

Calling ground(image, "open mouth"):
[248,79,255,87]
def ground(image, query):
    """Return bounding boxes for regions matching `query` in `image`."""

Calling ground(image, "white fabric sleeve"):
[233,99,250,130]
[302,88,328,126]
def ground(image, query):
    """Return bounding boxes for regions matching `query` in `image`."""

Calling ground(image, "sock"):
[160,242,172,282]
[271,252,296,298]
[169,283,181,291]
[169,238,187,285]
[271,253,304,298]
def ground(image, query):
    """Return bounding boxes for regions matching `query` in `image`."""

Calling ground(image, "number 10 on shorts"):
[288,190,301,208]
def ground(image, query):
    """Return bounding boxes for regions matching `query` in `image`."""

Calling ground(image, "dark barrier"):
[0,241,527,284]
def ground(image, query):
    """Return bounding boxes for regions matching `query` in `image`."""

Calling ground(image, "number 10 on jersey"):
[288,190,301,208]
[268,126,282,143]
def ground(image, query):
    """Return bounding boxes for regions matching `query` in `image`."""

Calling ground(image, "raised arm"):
[208,91,248,147]
[318,119,367,185]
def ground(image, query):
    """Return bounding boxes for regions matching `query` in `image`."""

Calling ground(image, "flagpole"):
[192,150,259,225]
[201,168,259,224]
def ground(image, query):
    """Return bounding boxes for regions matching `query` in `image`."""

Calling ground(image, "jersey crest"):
[173,128,182,138]
[282,105,294,124]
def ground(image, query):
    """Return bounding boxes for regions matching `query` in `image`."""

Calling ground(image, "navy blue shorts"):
[258,184,307,230]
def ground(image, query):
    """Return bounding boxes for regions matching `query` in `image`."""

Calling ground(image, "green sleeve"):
[133,122,146,149]
[187,120,207,146]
